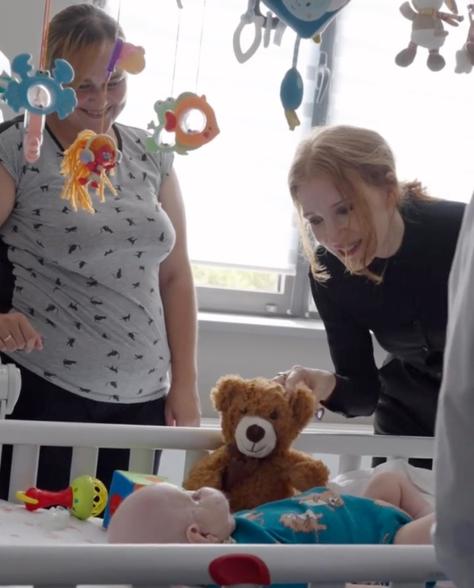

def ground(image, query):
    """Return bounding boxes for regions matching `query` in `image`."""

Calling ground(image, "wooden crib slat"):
[9,444,39,502]
[69,446,99,482]
[129,447,155,474]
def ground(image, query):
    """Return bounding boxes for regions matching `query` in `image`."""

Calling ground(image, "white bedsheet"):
[329,458,435,506]
[0,499,107,544]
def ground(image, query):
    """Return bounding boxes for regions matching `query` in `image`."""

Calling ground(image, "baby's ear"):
[186,524,217,544]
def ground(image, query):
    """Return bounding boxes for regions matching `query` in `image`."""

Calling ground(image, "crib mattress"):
[0,500,107,544]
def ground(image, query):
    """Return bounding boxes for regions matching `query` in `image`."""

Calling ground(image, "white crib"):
[0,418,447,588]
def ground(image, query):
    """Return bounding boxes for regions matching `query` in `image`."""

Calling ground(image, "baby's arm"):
[363,471,433,519]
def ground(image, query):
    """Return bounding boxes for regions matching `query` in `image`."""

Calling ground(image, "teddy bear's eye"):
[269,410,279,420]
[240,408,247,415]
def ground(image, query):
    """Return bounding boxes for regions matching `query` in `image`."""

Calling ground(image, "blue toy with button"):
[233,0,351,130]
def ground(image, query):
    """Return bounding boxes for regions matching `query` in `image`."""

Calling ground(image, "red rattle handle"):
[16,486,73,511]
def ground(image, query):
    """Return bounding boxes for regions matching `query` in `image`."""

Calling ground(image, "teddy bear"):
[183,374,330,512]
[395,0,463,71]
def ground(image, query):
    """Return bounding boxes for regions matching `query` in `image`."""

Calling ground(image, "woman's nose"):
[84,86,108,104]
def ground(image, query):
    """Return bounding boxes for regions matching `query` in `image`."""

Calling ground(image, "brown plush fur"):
[183,375,330,511]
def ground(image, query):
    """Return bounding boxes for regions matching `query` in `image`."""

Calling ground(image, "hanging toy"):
[3,53,77,162]
[146,2,219,155]
[60,130,121,214]
[261,0,351,40]
[147,92,220,155]
[233,0,285,64]
[455,4,474,73]
[258,1,351,130]
[280,38,304,130]
[107,38,146,76]
[1,0,77,161]
[16,474,108,520]
[395,1,464,71]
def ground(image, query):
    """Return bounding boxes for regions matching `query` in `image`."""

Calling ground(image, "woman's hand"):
[274,365,336,405]
[0,311,43,353]
[165,382,201,427]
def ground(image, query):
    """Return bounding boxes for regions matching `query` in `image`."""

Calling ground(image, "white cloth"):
[434,193,474,588]
[0,499,106,544]
[330,458,435,506]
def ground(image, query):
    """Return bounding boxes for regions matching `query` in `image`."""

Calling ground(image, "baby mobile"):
[395,0,474,73]
[0,0,77,162]
[146,1,220,155]
[60,7,146,214]
[232,0,351,131]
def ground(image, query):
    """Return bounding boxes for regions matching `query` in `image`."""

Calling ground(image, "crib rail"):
[0,420,434,502]
[0,420,442,588]
[0,544,443,587]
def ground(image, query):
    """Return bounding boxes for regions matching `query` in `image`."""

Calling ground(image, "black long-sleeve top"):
[311,197,466,437]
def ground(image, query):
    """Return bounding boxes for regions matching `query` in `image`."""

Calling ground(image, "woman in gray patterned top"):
[0,3,200,493]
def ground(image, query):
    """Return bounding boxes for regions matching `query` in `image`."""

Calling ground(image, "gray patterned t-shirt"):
[0,118,175,403]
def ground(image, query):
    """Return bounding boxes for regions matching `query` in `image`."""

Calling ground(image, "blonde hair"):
[46,3,124,86]
[288,125,431,283]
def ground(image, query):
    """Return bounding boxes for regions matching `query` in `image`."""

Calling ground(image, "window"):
[327,0,473,203]
[105,0,319,317]
[106,0,473,318]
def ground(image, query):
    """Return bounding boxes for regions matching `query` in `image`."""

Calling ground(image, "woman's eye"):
[308,216,323,227]
[108,78,124,88]
[336,204,353,216]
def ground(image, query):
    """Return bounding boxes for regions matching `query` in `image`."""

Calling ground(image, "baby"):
[108,470,434,546]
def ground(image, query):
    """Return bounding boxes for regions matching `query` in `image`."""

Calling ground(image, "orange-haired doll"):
[61,129,120,213]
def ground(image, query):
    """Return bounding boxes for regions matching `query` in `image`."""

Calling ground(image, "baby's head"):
[107,482,235,544]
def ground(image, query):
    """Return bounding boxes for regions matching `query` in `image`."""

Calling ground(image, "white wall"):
[197,314,384,423]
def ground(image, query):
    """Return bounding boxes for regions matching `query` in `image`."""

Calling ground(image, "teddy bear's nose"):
[246,424,265,443]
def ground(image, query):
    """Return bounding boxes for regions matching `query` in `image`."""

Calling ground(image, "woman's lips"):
[337,239,362,257]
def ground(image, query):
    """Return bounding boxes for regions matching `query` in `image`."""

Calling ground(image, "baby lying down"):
[108,471,435,588]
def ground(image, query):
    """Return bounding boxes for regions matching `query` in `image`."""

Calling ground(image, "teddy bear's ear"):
[211,375,243,412]
[289,386,316,429]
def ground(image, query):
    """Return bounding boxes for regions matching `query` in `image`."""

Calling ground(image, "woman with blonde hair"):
[276,125,465,467]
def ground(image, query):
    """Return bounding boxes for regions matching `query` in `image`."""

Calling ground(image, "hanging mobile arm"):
[233,0,264,63]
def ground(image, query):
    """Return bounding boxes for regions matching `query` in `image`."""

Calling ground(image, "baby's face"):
[184,486,236,541]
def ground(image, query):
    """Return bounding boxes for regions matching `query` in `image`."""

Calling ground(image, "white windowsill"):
[198,311,325,338]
